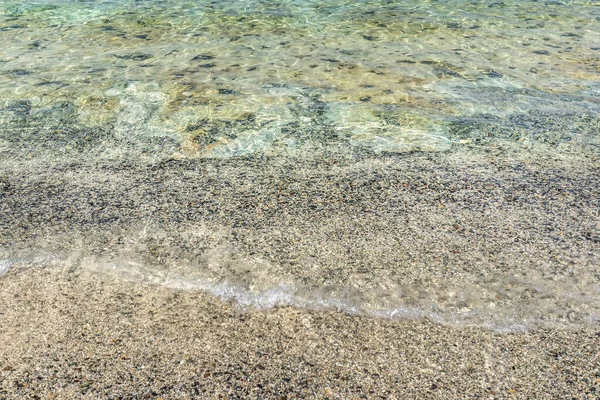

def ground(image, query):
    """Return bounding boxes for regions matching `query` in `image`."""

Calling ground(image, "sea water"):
[0,0,599,331]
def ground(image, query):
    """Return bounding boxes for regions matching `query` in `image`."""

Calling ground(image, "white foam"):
[165,277,362,314]
[8,251,598,333]
[0,259,14,276]
[161,276,540,332]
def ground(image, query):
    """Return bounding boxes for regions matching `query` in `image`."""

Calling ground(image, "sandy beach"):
[1,265,598,399]
[1,0,599,397]
[1,148,599,398]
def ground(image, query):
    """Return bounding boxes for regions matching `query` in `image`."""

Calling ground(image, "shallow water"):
[0,0,599,331]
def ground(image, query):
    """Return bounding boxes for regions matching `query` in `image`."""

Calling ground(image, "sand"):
[0,264,598,399]
[1,1,599,397]
[1,147,599,330]
[1,136,599,399]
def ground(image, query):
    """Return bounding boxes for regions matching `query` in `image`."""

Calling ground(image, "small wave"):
[4,248,599,333]
[153,275,544,333]
[85,260,594,333]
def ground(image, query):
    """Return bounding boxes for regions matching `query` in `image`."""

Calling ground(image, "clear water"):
[0,0,599,331]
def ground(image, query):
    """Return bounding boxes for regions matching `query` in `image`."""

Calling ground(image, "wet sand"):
[0,265,598,399]
[1,146,599,330]
[1,146,599,398]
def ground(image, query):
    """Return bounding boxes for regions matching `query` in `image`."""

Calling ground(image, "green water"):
[1,0,598,159]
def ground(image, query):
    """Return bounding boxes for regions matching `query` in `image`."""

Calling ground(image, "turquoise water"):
[1,1,599,330]
[1,0,599,158]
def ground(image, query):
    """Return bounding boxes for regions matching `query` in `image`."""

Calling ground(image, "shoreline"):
[2,148,599,333]
[1,0,599,397]
[1,265,598,398]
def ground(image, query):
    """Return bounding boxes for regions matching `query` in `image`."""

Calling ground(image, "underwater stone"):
[485,70,503,78]
[192,54,214,61]
[0,25,24,31]
[114,53,153,61]
[9,69,31,76]
[218,89,236,95]
[434,67,464,79]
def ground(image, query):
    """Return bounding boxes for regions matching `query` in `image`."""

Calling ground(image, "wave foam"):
[0,259,14,276]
